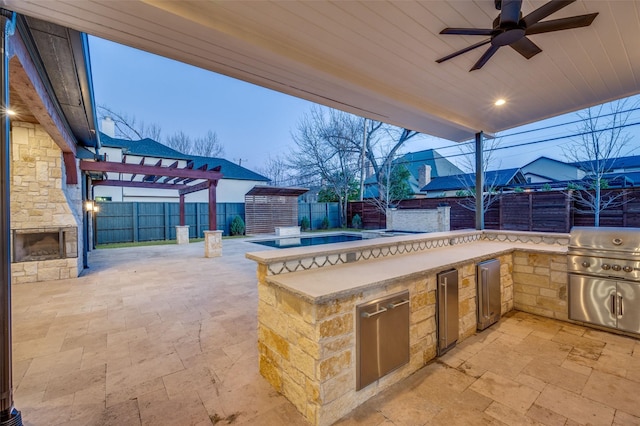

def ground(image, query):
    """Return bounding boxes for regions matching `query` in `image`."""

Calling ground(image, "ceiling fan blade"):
[500,0,523,26]
[440,28,494,36]
[526,13,599,35]
[523,0,575,27]
[470,45,500,71]
[509,37,542,59]
[436,39,491,63]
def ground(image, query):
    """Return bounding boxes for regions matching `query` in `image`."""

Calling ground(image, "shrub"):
[514,187,524,193]
[230,215,245,236]
[541,183,552,192]
[351,214,362,229]
[300,216,310,231]
[321,216,330,230]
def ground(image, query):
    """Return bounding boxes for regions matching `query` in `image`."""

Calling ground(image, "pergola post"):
[208,180,217,232]
[475,131,484,230]
[0,9,22,426]
[179,193,185,226]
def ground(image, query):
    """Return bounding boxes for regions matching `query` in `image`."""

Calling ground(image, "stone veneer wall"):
[385,206,450,233]
[10,122,83,282]
[257,252,514,426]
[512,251,568,320]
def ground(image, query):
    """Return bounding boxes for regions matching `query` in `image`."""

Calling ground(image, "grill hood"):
[569,227,640,255]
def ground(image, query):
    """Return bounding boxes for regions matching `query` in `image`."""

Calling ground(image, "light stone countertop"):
[266,241,567,304]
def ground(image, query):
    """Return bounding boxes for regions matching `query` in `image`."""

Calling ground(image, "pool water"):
[252,233,362,248]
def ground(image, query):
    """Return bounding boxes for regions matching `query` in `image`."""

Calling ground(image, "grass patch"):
[97,238,204,249]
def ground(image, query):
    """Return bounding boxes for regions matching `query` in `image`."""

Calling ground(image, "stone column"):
[204,230,223,257]
[175,225,189,245]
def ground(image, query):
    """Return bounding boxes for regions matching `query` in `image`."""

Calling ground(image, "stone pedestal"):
[204,230,223,258]
[176,225,190,245]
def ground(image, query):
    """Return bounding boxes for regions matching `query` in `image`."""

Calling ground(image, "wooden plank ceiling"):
[2,0,639,142]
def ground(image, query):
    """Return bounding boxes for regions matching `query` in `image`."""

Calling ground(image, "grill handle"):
[611,294,616,315]
[618,295,624,316]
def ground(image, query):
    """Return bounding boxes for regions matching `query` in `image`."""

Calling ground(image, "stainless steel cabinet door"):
[568,274,616,328]
[477,259,501,330]
[616,281,640,334]
[437,269,458,355]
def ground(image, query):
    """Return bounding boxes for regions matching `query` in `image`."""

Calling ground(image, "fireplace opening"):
[12,227,77,262]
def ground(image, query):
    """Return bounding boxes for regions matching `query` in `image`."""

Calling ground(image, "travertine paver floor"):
[10,239,640,425]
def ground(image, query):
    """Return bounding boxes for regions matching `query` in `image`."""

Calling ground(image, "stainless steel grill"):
[568,226,640,335]
[568,226,640,282]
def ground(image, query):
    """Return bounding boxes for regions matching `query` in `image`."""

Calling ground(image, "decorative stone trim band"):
[247,229,570,277]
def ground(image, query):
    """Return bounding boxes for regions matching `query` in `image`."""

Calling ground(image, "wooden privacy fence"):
[349,189,640,232]
[95,202,244,244]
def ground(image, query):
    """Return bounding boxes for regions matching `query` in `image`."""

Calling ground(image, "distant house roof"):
[364,149,463,185]
[422,168,524,192]
[100,133,190,160]
[99,132,269,182]
[572,154,640,172]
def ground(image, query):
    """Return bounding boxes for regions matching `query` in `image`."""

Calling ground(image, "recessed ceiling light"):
[494,99,506,106]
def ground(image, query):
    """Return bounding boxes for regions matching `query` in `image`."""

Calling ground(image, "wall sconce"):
[85,200,98,212]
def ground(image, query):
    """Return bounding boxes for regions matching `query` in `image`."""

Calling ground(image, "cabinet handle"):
[361,307,387,318]
[618,295,624,316]
[482,268,489,319]
[387,300,409,309]
[611,294,616,314]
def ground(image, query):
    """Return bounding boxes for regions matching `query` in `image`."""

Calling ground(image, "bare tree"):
[98,105,226,158]
[455,136,503,213]
[289,106,361,227]
[165,131,192,154]
[256,155,292,186]
[362,125,419,207]
[563,99,635,226]
[98,105,162,141]
[192,130,225,157]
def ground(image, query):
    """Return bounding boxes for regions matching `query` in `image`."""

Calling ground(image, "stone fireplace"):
[10,122,83,283]
[12,227,77,263]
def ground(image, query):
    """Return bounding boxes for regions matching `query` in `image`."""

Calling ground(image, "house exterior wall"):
[521,158,585,181]
[10,122,83,282]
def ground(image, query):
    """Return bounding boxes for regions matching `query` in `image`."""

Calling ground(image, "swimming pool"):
[252,233,362,248]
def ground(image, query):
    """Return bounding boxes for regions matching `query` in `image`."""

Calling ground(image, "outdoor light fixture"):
[85,200,94,212]
[6,108,15,116]
[494,99,506,106]
[93,204,99,213]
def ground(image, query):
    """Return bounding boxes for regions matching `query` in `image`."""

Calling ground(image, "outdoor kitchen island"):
[246,230,569,426]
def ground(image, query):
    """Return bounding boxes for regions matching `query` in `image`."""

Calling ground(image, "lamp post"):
[85,201,99,249]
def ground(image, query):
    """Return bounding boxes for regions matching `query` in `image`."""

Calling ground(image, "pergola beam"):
[80,160,222,180]
[91,179,190,191]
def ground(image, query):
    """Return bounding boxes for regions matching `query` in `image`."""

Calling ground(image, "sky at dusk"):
[88,36,640,173]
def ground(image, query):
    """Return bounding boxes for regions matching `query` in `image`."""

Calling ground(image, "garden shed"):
[244,186,308,235]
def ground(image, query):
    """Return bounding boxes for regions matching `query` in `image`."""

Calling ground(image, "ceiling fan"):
[436,0,598,71]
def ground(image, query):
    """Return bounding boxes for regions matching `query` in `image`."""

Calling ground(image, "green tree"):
[230,215,245,236]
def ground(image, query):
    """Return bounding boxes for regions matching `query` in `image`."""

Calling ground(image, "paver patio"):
[10,239,640,425]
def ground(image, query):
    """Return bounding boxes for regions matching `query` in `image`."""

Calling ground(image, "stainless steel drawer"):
[356,291,410,391]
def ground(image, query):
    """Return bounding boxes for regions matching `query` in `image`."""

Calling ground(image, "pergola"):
[79,158,223,230]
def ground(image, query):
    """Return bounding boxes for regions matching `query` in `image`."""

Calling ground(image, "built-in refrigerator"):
[477,259,501,331]
[437,269,458,356]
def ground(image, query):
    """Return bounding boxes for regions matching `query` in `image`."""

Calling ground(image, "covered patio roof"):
[2,1,639,142]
